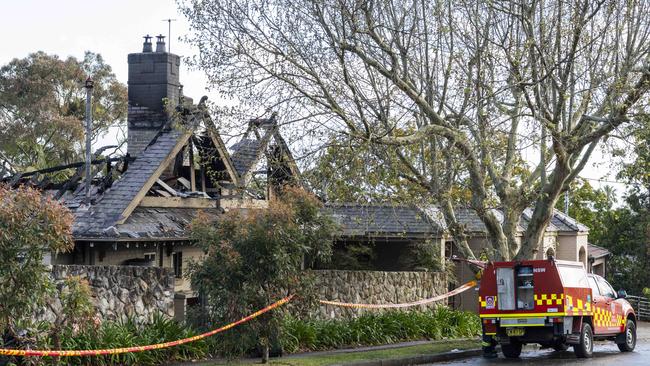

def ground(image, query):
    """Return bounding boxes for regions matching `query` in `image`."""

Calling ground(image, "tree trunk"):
[475,208,510,260]
[517,158,570,259]
[439,199,475,261]
[261,338,270,364]
[502,207,524,260]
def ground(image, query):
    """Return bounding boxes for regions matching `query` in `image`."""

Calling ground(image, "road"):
[425,322,650,366]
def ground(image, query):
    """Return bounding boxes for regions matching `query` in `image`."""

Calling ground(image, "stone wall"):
[312,270,447,319]
[38,265,174,323]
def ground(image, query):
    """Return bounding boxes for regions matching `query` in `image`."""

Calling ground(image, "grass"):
[209,339,481,366]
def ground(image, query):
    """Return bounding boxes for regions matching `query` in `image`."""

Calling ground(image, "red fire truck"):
[478,257,636,358]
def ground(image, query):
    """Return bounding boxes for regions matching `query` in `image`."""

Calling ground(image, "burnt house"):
[1,36,607,318]
[2,36,300,316]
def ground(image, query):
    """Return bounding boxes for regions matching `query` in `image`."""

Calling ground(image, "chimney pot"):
[142,34,153,53]
[155,34,166,53]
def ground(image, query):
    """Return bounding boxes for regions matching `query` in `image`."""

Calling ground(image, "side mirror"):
[617,289,627,299]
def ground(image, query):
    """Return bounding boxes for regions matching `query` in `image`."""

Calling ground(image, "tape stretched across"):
[0,295,293,357]
[319,280,477,309]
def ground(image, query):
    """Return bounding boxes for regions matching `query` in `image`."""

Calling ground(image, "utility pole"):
[162,18,177,53]
[84,77,94,204]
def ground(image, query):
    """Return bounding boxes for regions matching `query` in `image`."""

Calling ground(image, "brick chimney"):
[127,34,181,156]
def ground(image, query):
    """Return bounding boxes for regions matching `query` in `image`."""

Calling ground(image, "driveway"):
[423,321,650,366]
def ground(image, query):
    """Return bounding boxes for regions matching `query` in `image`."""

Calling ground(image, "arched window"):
[578,246,586,266]
[546,247,555,259]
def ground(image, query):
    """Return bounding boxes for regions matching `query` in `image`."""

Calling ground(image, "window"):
[172,251,183,279]
[588,276,601,296]
[558,264,589,288]
[144,252,156,262]
[595,276,616,299]
[445,241,455,259]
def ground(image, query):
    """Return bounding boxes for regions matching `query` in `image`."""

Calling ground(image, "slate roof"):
[325,204,590,237]
[230,139,263,176]
[229,121,279,178]
[519,208,559,232]
[550,209,590,232]
[100,207,221,239]
[326,204,444,237]
[588,243,611,259]
[452,207,534,232]
[72,127,188,237]
[439,206,591,233]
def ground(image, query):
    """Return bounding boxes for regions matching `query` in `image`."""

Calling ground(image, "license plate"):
[506,327,525,337]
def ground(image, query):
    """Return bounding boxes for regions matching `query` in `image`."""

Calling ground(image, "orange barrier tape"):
[0,295,293,357]
[319,280,477,309]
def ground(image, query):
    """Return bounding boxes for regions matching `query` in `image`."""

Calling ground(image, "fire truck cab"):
[479,258,636,358]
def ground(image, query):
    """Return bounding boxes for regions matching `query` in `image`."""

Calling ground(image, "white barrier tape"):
[319,280,477,309]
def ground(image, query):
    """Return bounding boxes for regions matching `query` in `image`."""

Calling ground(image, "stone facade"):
[311,270,447,319]
[38,265,174,323]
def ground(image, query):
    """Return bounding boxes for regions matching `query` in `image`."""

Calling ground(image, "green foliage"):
[304,141,430,203]
[280,308,481,353]
[326,243,377,270]
[0,51,127,174]
[49,276,96,353]
[31,314,207,366]
[561,119,650,295]
[404,242,446,273]
[189,187,337,360]
[0,185,74,332]
[582,119,650,294]
[556,179,616,244]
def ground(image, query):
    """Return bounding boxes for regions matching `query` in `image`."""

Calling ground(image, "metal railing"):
[627,295,650,321]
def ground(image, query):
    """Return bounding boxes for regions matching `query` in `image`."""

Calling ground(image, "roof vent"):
[155,34,166,53]
[142,34,153,53]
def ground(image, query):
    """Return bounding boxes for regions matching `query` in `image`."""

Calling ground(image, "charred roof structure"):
[2,36,300,244]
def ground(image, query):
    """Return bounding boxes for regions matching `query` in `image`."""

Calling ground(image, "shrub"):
[280,307,481,353]
[32,314,209,366]
[0,185,74,335]
[189,187,337,362]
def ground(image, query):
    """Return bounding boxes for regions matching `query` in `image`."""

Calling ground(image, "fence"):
[627,295,650,321]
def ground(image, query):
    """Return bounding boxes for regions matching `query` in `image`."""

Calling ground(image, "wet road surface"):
[426,322,650,366]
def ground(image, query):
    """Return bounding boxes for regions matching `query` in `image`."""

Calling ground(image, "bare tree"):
[180,0,650,260]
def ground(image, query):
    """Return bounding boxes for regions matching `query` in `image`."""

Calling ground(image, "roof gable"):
[73,126,191,237]
[229,114,300,186]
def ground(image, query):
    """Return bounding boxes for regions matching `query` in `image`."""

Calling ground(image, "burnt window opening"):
[172,251,183,279]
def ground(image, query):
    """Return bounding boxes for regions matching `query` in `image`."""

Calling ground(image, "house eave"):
[74,236,191,243]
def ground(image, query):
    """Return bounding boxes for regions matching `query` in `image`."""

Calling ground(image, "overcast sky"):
[0,0,213,101]
[0,0,631,200]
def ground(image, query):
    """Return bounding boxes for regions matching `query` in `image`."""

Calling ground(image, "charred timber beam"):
[1,156,135,181]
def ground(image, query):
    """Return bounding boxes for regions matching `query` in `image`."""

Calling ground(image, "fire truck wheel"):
[574,322,594,358]
[617,319,636,352]
[501,340,522,358]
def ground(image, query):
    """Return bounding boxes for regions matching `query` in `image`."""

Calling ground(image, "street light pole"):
[84,77,94,204]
